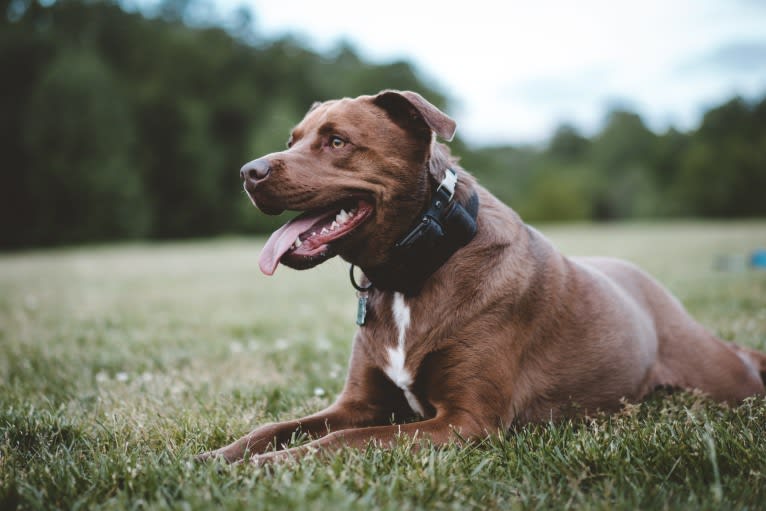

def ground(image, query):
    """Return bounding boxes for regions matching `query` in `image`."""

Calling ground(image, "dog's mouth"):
[259,198,374,275]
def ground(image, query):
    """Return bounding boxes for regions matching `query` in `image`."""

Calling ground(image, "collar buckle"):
[436,168,457,201]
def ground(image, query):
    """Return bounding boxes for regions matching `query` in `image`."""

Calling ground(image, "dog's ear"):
[373,90,457,141]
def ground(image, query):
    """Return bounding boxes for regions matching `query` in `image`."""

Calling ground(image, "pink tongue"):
[258,212,327,275]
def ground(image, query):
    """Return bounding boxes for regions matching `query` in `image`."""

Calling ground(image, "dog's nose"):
[240,158,271,182]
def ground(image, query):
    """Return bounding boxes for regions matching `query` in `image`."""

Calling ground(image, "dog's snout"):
[240,158,271,182]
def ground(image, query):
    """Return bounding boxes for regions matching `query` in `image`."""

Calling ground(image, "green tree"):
[516,164,593,222]
[590,110,658,219]
[548,123,590,162]
[672,97,766,217]
[2,0,764,249]
[22,48,148,244]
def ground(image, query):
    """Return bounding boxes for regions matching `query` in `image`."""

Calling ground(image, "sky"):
[210,0,766,145]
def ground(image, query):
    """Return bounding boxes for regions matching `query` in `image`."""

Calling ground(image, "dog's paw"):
[250,452,282,466]
[195,448,235,464]
[195,450,217,463]
[197,445,255,464]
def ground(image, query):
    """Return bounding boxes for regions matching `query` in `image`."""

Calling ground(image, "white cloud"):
[213,0,766,144]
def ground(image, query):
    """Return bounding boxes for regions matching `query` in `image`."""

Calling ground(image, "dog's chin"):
[280,246,335,270]
[256,203,285,216]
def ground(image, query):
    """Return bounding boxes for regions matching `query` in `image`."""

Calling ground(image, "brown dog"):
[201,90,766,464]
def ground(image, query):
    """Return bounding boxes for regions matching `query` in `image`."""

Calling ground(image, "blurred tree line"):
[2,0,765,249]
[461,100,766,223]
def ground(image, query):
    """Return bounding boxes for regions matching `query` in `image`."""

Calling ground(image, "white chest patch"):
[383,292,425,417]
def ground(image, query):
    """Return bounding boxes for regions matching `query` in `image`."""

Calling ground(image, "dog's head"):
[242,90,457,275]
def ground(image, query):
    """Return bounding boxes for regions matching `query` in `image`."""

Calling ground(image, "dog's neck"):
[361,167,479,296]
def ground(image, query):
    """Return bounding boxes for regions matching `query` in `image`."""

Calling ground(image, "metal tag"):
[356,293,368,326]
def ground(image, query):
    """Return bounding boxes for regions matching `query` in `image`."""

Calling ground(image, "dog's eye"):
[329,136,346,149]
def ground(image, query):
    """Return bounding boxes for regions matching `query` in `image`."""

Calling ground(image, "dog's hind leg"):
[654,328,765,403]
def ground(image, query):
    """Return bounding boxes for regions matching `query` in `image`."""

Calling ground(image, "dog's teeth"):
[331,221,339,230]
[320,227,329,235]
[293,238,302,248]
[337,209,349,224]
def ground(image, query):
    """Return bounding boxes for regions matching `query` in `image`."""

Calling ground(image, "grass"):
[1,221,766,510]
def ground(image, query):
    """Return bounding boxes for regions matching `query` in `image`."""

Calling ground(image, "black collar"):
[361,169,479,296]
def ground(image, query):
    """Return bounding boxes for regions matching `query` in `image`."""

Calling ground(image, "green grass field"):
[2,222,765,510]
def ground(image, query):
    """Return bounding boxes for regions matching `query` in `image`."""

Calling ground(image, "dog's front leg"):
[250,412,488,465]
[200,339,417,462]
[198,399,390,462]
